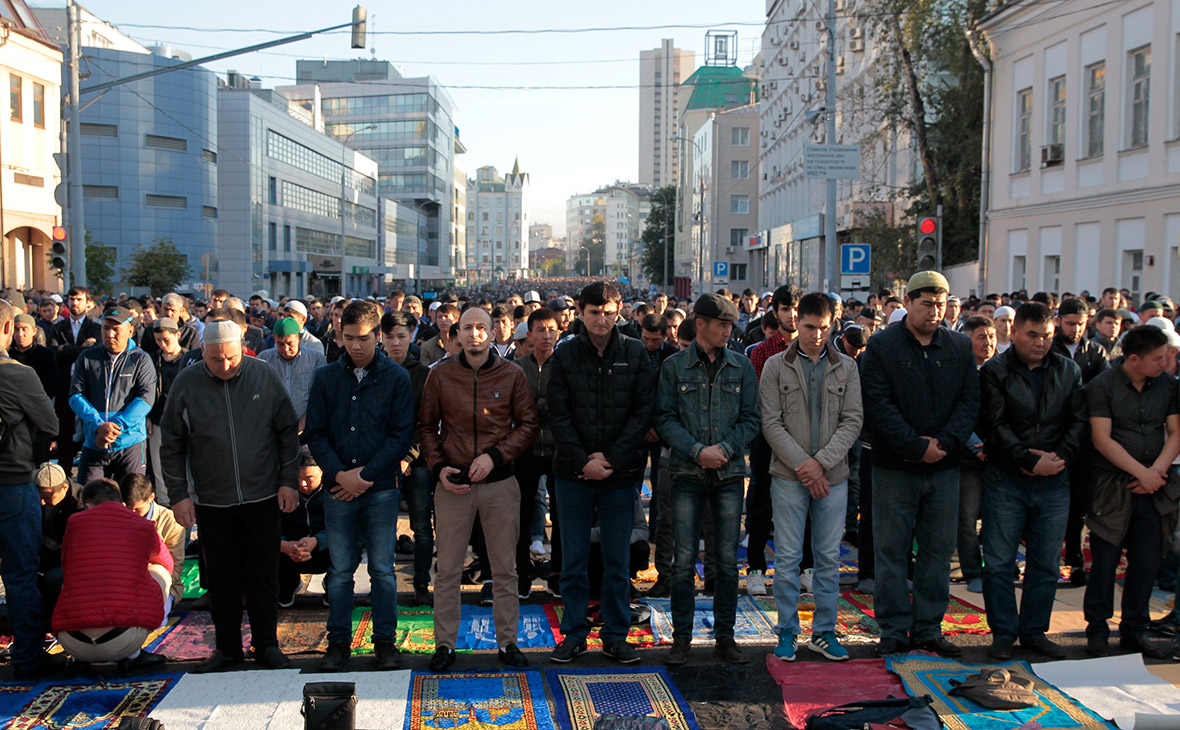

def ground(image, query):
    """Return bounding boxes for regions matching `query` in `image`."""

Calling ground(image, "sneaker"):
[646,577,670,598]
[856,578,875,594]
[967,577,983,594]
[429,646,456,673]
[499,643,530,667]
[603,640,641,664]
[547,575,562,599]
[374,640,402,670]
[746,570,767,596]
[714,636,749,664]
[799,569,814,594]
[773,631,798,662]
[808,631,849,661]
[549,638,587,663]
[518,581,532,601]
[479,582,494,607]
[319,642,351,672]
[664,637,691,666]
[1020,634,1066,659]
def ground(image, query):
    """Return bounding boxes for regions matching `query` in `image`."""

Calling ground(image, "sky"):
[46,0,767,237]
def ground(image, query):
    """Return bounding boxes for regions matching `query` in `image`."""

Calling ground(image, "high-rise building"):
[565,183,652,279]
[639,40,695,188]
[464,161,529,280]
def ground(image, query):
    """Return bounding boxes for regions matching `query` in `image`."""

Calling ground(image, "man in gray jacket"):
[759,292,862,663]
[159,320,300,674]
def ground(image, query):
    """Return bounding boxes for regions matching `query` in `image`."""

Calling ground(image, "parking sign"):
[840,244,871,275]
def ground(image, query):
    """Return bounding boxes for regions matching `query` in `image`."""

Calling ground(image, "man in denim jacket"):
[656,293,761,666]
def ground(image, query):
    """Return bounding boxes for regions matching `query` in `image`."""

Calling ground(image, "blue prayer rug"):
[404,670,555,730]
[545,667,700,730]
[642,595,777,645]
[454,605,556,650]
[0,673,179,729]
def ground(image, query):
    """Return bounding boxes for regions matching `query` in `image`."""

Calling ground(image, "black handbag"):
[301,682,357,730]
[806,695,942,730]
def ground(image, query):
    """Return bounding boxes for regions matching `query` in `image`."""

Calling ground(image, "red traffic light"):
[52,225,66,241]
[918,218,937,235]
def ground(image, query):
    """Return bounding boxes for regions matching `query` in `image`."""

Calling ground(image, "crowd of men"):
[0,273,1177,680]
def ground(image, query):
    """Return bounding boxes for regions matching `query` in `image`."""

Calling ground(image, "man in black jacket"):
[978,302,1086,660]
[50,286,101,477]
[547,281,656,666]
[860,271,979,657]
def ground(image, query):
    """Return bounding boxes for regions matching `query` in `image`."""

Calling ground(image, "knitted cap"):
[202,319,240,345]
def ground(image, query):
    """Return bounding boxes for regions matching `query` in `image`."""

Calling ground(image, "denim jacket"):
[655,343,761,482]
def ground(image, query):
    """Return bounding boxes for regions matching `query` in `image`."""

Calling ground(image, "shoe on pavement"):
[1120,632,1168,660]
[549,639,587,663]
[319,642,351,672]
[413,585,433,606]
[799,569,814,594]
[967,577,983,594]
[117,650,166,676]
[808,631,849,661]
[1087,636,1111,657]
[856,578,875,594]
[479,582,494,607]
[773,631,798,662]
[664,637,691,666]
[876,637,905,657]
[253,646,291,669]
[647,577,670,598]
[603,640,641,664]
[193,650,244,674]
[714,636,750,664]
[374,640,402,670]
[1021,634,1067,659]
[499,643,530,668]
[746,570,766,596]
[1171,638,1180,662]
[912,635,962,657]
[989,637,1015,660]
[1149,611,1177,636]
[429,646,456,673]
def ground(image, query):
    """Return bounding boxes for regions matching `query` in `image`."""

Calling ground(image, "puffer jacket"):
[548,328,656,489]
[759,340,863,484]
[69,344,156,451]
[519,352,555,457]
[51,501,173,633]
[0,354,58,485]
[159,356,300,507]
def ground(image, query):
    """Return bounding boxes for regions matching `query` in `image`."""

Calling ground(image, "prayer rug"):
[274,609,329,654]
[151,611,236,660]
[752,594,880,644]
[844,590,990,634]
[180,559,204,600]
[765,655,907,729]
[542,604,658,648]
[0,674,178,730]
[642,596,777,645]
[545,667,700,730]
[405,670,555,730]
[454,605,555,650]
[887,655,1116,730]
[352,606,444,656]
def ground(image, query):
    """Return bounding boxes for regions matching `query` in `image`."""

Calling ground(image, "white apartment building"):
[639,40,695,188]
[565,192,606,274]
[981,0,1180,301]
[465,161,529,280]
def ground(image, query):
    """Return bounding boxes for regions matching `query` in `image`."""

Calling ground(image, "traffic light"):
[50,225,67,271]
[351,6,367,49]
[916,216,940,270]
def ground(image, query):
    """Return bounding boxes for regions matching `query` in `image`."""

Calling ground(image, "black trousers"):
[279,549,332,600]
[1064,450,1095,568]
[1084,493,1162,639]
[196,500,281,655]
[857,446,875,581]
[514,453,554,586]
[746,434,774,572]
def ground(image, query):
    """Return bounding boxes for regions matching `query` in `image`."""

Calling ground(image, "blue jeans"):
[402,465,434,589]
[872,466,959,643]
[980,467,1069,641]
[323,487,399,645]
[0,484,45,670]
[771,477,848,635]
[556,477,636,644]
[670,478,744,641]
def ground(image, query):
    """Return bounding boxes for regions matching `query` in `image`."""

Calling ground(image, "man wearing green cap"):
[259,317,327,430]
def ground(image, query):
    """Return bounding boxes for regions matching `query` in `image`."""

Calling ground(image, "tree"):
[579,214,606,276]
[857,211,913,293]
[640,186,676,288]
[122,238,191,297]
[84,230,116,296]
[539,256,566,277]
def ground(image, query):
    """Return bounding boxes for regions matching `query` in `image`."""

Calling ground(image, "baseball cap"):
[828,292,842,303]
[905,270,950,295]
[548,299,570,312]
[947,295,961,304]
[523,290,542,304]
[153,317,179,333]
[34,462,68,490]
[273,317,301,336]
[429,301,441,312]
[3,291,26,310]
[101,306,134,324]
[50,293,63,304]
[859,307,884,323]
[283,300,308,318]
[513,321,529,341]
[693,293,739,322]
[842,324,868,349]
[1145,316,1175,333]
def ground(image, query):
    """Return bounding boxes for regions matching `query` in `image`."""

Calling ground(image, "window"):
[268,177,277,205]
[730,228,749,248]
[730,195,750,214]
[1048,76,1065,146]
[1043,255,1060,292]
[1129,47,1150,148]
[284,225,291,252]
[1016,88,1033,171]
[1085,62,1105,157]
[1123,249,1143,300]
[9,74,19,122]
[267,130,374,196]
[268,222,277,251]
[731,263,748,281]
[32,83,43,128]
[731,127,750,146]
[731,160,750,179]
[1012,255,1027,291]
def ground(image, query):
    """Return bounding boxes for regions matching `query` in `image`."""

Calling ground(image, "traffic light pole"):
[66,0,85,287]
[823,0,838,293]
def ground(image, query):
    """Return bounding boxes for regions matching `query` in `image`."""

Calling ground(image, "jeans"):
[324,487,400,646]
[746,435,774,572]
[957,468,984,582]
[670,478,744,641]
[557,477,636,644]
[873,466,959,643]
[402,465,435,589]
[1085,493,1162,639]
[0,484,46,670]
[771,477,848,635]
[980,468,1069,641]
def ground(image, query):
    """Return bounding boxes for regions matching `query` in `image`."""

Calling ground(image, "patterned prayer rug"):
[0,674,178,730]
[351,606,443,656]
[643,596,777,645]
[351,605,554,654]
[887,656,1116,730]
[545,667,700,730]
[752,594,880,644]
[542,604,658,648]
[180,559,204,600]
[150,611,235,661]
[844,590,990,634]
[405,670,556,730]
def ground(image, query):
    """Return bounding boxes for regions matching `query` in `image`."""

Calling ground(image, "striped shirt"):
[258,347,327,418]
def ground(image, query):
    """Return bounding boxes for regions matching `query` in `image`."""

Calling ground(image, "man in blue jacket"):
[305,300,413,672]
[68,306,156,484]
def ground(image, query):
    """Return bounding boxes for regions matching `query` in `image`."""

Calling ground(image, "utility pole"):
[66,0,85,286]
[823,0,838,292]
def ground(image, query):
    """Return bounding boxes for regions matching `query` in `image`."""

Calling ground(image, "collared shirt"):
[693,342,723,384]
[1086,364,1180,471]
[797,348,828,455]
[70,315,84,342]
[749,332,788,381]
[258,346,327,418]
[1019,361,1048,405]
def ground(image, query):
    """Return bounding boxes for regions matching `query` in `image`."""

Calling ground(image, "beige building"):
[0,1,63,292]
[639,40,695,188]
[980,0,1180,300]
[465,161,529,281]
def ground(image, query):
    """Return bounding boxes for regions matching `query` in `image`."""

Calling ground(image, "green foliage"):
[858,212,913,292]
[84,230,116,296]
[579,214,606,276]
[640,186,676,287]
[539,256,566,276]
[122,238,191,297]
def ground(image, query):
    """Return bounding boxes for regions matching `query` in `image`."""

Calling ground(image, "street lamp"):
[580,245,591,276]
[804,105,839,291]
[340,124,376,297]
[670,134,704,298]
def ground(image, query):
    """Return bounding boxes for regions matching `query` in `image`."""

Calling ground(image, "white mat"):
[1034,653,1180,730]
[148,669,410,730]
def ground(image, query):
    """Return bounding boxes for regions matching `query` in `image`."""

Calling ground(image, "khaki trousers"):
[433,476,520,650]
[56,563,171,662]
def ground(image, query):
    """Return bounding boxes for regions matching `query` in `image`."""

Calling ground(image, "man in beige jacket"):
[760,292,862,663]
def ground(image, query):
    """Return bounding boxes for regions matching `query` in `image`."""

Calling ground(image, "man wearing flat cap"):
[656,292,761,666]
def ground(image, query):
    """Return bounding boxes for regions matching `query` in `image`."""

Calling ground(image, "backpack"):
[947,668,1039,710]
[806,696,942,730]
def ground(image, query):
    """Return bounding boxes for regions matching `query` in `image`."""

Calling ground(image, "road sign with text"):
[804,144,861,179]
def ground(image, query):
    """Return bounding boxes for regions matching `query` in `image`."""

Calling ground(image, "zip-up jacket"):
[50,316,101,398]
[0,353,58,485]
[1050,334,1109,385]
[417,349,539,484]
[68,344,156,452]
[158,356,300,507]
[399,355,431,465]
[519,352,555,457]
[304,352,414,493]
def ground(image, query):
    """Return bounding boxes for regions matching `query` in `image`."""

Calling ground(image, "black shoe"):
[193,650,243,674]
[12,653,67,680]
[396,534,415,555]
[912,635,962,657]
[714,637,749,665]
[190,594,212,610]
[116,650,166,676]
[479,583,494,607]
[664,637,691,666]
[1120,632,1168,660]
[498,643,530,667]
[549,639,587,663]
[1069,567,1088,586]
[1087,636,1111,657]
[1149,611,1177,636]
[252,646,291,669]
[875,637,905,657]
[319,642,351,672]
[646,577,670,598]
[1171,637,1180,662]
[374,640,402,670]
[429,646,456,673]
[1021,634,1067,659]
[701,579,715,597]
[989,637,1015,660]
[603,640,641,664]
[413,585,433,606]
[547,576,562,599]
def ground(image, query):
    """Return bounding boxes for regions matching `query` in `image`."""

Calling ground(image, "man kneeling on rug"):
[51,478,173,674]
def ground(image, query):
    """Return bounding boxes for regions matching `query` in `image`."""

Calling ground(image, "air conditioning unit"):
[812,65,821,76]
[800,93,811,103]
[851,27,864,39]
[1041,143,1065,167]
[836,56,846,74]
[815,21,826,32]
[778,55,790,66]
[770,36,783,46]
[725,246,736,254]
[849,38,865,52]
[789,40,800,50]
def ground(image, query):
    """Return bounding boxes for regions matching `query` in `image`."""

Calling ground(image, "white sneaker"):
[799,569,814,595]
[746,570,767,596]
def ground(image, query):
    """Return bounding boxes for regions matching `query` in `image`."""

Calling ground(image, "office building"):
[639,40,695,188]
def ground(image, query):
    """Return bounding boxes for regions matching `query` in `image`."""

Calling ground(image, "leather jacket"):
[1050,334,1109,385]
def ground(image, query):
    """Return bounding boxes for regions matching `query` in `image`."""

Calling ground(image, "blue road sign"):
[841,244,871,275]
[714,261,729,278]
